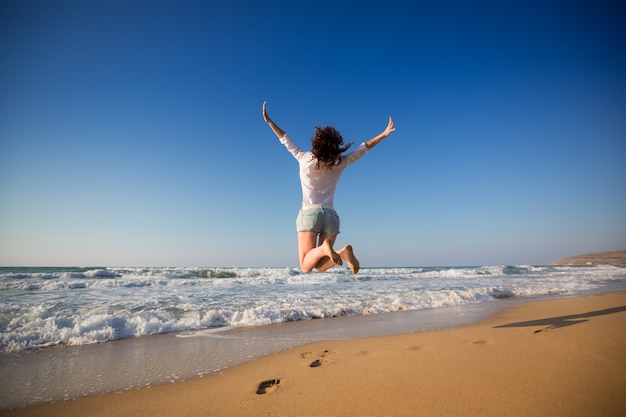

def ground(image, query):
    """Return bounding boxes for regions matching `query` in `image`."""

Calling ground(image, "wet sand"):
[0,299,511,410]
[3,292,625,417]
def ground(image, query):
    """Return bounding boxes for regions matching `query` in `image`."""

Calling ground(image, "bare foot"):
[322,239,343,266]
[343,245,360,274]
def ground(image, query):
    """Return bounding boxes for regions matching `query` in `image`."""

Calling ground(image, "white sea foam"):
[0,265,624,352]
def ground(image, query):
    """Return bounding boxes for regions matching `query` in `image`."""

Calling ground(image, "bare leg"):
[312,237,343,272]
[298,232,342,273]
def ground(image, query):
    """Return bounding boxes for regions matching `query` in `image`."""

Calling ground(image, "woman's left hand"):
[383,117,395,137]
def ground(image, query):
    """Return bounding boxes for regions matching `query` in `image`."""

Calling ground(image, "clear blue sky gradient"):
[1,0,625,267]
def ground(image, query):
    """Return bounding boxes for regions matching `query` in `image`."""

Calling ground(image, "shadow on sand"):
[494,305,626,331]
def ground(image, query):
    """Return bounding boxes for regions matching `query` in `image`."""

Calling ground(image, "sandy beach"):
[3,292,625,417]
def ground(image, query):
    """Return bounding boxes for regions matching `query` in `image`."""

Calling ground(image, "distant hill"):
[551,250,626,266]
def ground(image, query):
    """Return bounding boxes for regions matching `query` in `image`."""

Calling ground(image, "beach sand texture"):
[3,292,625,417]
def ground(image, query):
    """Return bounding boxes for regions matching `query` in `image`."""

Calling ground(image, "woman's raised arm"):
[262,101,286,139]
[364,117,395,149]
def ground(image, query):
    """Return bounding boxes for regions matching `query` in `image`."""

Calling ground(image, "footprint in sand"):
[256,379,281,394]
[407,345,427,351]
[303,350,335,367]
[310,357,331,368]
[534,327,550,334]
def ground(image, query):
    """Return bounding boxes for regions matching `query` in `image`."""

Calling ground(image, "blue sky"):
[1,0,625,267]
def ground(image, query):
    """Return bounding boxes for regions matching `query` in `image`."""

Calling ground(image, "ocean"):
[1,264,626,409]
[2,264,625,353]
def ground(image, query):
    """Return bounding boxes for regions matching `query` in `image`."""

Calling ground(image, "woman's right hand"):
[262,101,286,138]
[262,101,270,123]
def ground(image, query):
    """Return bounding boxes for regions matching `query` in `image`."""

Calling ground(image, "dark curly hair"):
[310,126,352,170]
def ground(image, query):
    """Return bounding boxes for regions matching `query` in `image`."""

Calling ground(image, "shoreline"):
[0,296,521,410]
[2,291,625,416]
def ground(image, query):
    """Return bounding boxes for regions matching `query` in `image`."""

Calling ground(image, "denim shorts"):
[296,206,340,237]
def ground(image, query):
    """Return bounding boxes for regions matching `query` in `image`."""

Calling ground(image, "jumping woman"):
[262,102,395,274]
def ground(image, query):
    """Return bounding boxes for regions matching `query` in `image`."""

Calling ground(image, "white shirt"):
[280,134,369,209]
